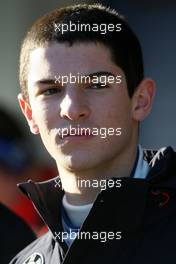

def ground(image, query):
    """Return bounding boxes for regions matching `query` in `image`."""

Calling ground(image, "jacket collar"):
[18,147,176,242]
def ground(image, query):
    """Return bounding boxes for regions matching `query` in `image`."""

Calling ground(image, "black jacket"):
[10,147,176,264]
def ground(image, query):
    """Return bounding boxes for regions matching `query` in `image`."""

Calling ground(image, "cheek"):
[31,100,58,132]
[93,94,132,129]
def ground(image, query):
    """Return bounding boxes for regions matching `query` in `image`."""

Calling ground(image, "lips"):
[64,134,85,137]
[58,128,93,140]
[62,133,93,139]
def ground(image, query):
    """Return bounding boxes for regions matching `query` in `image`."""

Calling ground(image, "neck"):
[57,142,138,205]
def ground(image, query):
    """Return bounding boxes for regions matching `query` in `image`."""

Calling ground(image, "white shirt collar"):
[133,145,150,179]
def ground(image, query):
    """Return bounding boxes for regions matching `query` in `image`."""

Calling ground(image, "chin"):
[58,153,99,171]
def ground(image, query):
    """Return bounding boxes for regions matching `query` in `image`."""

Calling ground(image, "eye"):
[42,87,62,96]
[89,82,109,89]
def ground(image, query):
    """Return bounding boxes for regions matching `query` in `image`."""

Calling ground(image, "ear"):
[18,93,39,134]
[131,79,156,122]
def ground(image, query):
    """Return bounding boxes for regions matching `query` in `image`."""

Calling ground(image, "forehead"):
[28,42,124,87]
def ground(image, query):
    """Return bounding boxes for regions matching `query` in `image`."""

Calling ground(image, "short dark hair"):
[20,3,144,101]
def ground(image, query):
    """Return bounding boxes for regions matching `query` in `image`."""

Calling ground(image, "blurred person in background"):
[0,106,58,262]
[0,107,57,234]
[0,107,36,263]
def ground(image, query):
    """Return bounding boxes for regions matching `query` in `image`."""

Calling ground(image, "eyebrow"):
[87,71,116,78]
[34,79,56,86]
[34,71,117,86]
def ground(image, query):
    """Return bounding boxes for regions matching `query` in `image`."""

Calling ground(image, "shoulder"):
[9,231,54,264]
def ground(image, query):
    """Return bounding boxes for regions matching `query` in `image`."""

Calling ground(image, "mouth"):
[64,135,92,140]
[59,129,94,140]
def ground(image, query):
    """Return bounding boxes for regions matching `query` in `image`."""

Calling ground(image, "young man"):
[11,4,176,264]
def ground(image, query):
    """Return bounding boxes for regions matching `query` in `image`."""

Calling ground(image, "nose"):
[60,89,90,121]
